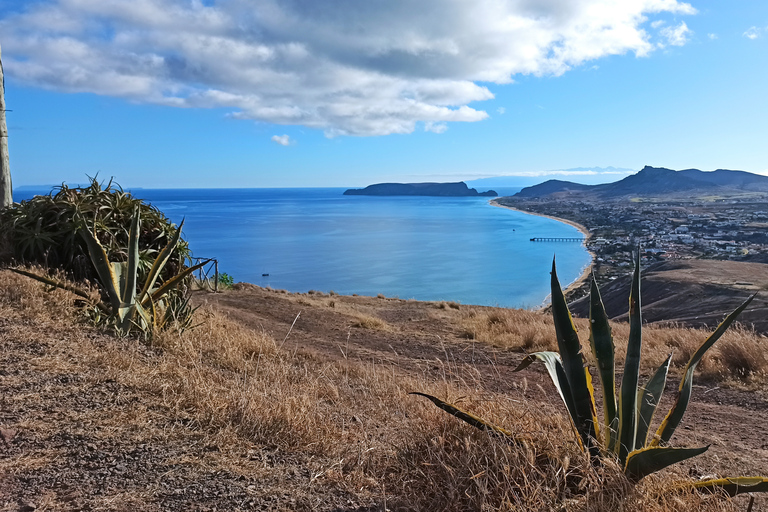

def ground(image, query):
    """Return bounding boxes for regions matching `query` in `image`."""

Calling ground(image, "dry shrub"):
[703,325,768,383]
[350,314,391,331]
[460,308,558,352]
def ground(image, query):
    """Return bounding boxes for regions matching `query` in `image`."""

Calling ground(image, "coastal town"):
[496,195,768,294]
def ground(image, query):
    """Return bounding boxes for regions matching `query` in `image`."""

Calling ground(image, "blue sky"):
[1,0,766,189]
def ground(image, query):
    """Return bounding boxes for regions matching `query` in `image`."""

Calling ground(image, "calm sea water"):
[14,187,591,308]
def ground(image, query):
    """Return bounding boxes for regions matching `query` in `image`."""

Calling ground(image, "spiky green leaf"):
[625,445,709,482]
[139,218,185,298]
[514,352,579,433]
[617,249,642,462]
[7,267,107,313]
[588,276,616,447]
[409,392,516,439]
[143,259,209,307]
[692,477,768,497]
[122,209,141,305]
[635,354,672,449]
[79,223,121,310]
[550,259,598,455]
[653,294,756,446]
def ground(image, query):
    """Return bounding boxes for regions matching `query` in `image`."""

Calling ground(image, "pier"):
[529,237,584,242]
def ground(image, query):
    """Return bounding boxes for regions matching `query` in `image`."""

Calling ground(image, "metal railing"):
[189,256,219,292]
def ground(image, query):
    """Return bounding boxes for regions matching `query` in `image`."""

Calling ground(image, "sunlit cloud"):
[744,26,761,40]
[707,33,718,40]
[0,0,697,137]
[271,134,294,146]
[660,22,692,47]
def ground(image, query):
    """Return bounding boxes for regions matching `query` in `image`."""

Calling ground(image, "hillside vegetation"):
[3,270,768,510]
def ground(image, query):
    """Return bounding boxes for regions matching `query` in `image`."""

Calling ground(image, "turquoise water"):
[14,187,591,308]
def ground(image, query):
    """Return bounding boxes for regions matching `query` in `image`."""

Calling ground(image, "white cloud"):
[708,33,718,40]
[744,27,761,40]
[660,21,692,47]
[0,0,697,137]
[271,134,294,146]
[496,107,506,115]
[424,121,448,134]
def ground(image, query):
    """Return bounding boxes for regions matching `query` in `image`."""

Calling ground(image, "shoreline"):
[490,199,594,300]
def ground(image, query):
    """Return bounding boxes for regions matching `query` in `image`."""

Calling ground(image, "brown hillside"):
[3,272,768,510]
[568,259,768,332]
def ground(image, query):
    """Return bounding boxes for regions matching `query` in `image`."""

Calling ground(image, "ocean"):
[14,187,592,308]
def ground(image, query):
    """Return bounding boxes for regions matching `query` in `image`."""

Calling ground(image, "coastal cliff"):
[344,181,497,197]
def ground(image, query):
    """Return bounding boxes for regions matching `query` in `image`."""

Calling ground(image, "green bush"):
[218,272,234,288]
[1,177,189,284]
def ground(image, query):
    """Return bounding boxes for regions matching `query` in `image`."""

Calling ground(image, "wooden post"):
[214,260,219,293]
[0,43,11,207]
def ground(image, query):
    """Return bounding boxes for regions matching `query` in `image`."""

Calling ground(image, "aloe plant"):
[0,177,190,282]
[415,252,768,495]
[11,209,208,337]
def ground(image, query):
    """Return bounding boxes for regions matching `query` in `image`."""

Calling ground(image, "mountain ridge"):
[513,166,768,199]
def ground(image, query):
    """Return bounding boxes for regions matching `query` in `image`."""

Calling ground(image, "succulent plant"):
[414,252,768,495]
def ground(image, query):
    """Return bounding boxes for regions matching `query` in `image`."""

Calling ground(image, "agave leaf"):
[635,353,672,450]
[588,276,616,447]
[116,304,136,335]
[79,223,121,310]
[550,259,598,455]
[143,259,210,307]
[7,268,107,313]
[139,218,185,299]
[692,477,768,497]
[514,352,584,451]
[617,249,642,462]
[135,301,154,338]
[122,210,141,306]
[625,445,709,482]
[653,294,756,446]
[409,392,516,439]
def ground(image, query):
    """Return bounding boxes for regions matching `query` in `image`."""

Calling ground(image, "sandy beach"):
[490,199,594,298]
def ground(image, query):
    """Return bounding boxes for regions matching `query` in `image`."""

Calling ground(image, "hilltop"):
[515,166,768,200]
[3,272,768,510]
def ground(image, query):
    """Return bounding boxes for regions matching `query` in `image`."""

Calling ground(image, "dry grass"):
[349,313,392,331]
[461,307,768,387]
[0,271,752,510]
[460,308,558,352]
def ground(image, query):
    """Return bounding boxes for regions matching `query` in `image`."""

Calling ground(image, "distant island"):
[344,181,498,197]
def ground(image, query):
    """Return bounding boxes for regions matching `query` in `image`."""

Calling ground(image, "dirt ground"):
[200,285,768,478]
[568,259,768,332]
[2,280,768,510]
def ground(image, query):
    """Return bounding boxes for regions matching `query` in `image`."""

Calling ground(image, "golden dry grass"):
[460,307,768,387]
[0,271,753,510]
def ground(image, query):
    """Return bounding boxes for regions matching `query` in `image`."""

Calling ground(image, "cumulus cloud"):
[744,27,761,40]
[271,134,293,146]
[660,21,692,46]
[496,107,506,115]
[0,0,696,136]
[708,33,718,40]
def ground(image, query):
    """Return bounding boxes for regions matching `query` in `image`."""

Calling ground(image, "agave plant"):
[0,177,190,283]
[12,208,208,338]
[414,253,768,496]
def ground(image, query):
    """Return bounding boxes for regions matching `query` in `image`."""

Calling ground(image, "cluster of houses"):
[507,198,768,276]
